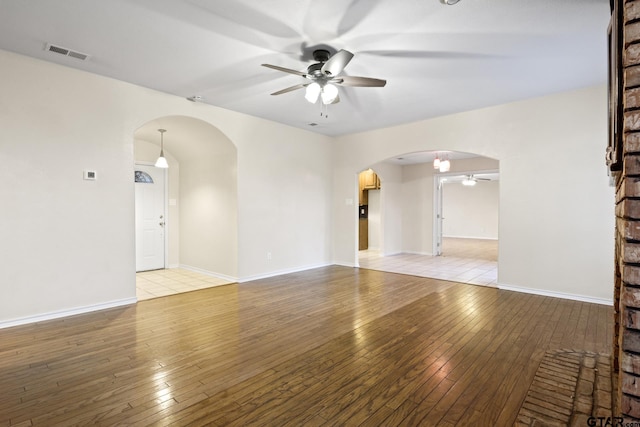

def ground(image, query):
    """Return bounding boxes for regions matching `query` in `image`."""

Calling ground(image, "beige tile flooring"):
[137,238,497,300]
[136,268,234,300]
[358,237,498,287]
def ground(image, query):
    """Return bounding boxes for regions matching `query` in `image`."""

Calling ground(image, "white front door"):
[135,164,166,272]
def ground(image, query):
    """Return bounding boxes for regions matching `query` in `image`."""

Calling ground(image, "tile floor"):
[358,237,498,287]
[137,238,497,300]
[136,268,234,301]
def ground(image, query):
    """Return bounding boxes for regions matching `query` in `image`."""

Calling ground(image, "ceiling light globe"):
[305,82,321,103]
[439,159,451,172]
[155,155,169,168]
[321,84,339,105]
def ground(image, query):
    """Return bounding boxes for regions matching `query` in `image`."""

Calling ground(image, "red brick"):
[626,44,640,68]
[622,393,640,418]
[619,199,640,220]
[618,217,640,240]
[623,373,640,396]
[627,23,640,49]
[623,329,640,353]
[626,308,640,330]
[625,132,640,153]
[625,110,640,131]
[622,283,640,304]
[627,1,640,23]
[624,242,640,263]
[623,352,640,376]
[625,154,640,175]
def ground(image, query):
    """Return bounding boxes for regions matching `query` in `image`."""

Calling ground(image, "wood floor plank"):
[0,266,612,426]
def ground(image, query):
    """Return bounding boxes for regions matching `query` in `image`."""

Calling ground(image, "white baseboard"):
[0,297,137,330]
[335,261,358,268]
[443,235,499,240]
[167,263,180,269]
[239,263,331,283]
[498,283,613,306]
[179,264,238,283]
[404,251,434,256]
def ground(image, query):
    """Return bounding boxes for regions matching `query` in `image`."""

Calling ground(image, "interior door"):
[135,164,166,272]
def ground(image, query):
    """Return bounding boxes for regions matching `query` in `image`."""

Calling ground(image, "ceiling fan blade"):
[335,76,387,87]
[360,50,501,60]
[270,84,309,96]
[261,64,307,77]
[321,49,354,76]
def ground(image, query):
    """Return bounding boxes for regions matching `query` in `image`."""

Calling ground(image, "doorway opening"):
[357,151,499,287]
[133,116,238,300]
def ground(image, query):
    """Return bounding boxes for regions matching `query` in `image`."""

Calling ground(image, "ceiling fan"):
[261,48,386,105]
[462,175,491,186]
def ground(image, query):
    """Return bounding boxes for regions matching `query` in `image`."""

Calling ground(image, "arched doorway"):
[357,150,499,287]
[133,116,238,299]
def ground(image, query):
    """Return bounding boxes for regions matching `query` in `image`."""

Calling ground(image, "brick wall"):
[615,0,640,419]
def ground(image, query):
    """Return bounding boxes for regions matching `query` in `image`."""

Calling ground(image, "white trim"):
[179,264,238,283]
[498,283,613,306]
[404,250,434,256]
[381,251,402,257]
[0,297,137,330]
[335,261,358,268]
[443,235,499,240]
[238,263,331,283]
[167,263,180,269]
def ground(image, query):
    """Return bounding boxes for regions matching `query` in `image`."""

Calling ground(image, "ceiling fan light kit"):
[462,177,477,186]
[262,48,386,109]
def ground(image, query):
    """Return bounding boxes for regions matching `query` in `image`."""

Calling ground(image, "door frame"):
[135,162,169,270]
[432,168,498,256]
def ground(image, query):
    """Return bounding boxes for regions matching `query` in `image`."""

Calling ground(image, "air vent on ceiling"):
[308,123,318,127]
[44,43,90,61]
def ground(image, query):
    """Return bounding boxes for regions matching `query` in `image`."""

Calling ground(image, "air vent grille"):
[45,43,90,61]
[308,123,318,127]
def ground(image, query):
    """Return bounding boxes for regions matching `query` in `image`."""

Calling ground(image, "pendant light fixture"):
[433,153,441,170]
[154,129,169,169]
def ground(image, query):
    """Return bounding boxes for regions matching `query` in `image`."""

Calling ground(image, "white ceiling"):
[0,0,610,136]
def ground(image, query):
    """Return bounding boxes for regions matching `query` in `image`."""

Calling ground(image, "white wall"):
[400,157,499,256]
[333,85,614,302]
[0,49,333,326]
[442,180,499,239]
[370,162,403,256]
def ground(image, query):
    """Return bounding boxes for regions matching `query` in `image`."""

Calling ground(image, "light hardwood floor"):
[0,266,611,426]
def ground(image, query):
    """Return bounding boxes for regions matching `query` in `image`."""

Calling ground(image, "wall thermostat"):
[84,170,97,180]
